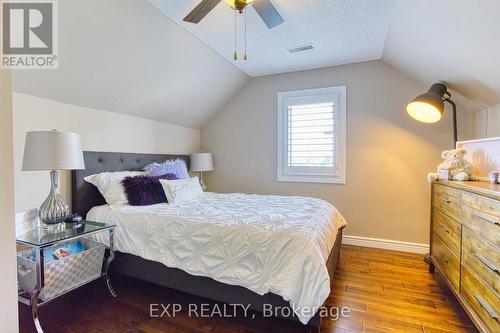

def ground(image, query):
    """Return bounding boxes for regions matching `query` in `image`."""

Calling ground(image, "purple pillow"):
[122,173,177,206]
[144,158,189,179]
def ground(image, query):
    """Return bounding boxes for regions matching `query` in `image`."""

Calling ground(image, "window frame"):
[277,86,347,184]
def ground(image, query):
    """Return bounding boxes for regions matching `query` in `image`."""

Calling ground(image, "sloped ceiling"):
[13,0,500,128]
[12,0,249,128]
[149,0,394,76]
[383,0,500,107]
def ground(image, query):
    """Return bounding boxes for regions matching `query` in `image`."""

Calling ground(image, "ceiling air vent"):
[288,44,314,54]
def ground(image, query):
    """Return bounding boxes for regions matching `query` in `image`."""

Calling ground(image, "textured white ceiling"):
[12,0,248,128]
[13,0,500,129]
[149,0,395,76]
[383,0,500,107]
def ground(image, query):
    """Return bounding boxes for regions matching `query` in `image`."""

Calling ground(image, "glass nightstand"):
[16,221,116,333]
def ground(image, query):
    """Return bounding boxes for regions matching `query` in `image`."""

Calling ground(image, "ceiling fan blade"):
[183,0,221,24]
[252,0,284,29]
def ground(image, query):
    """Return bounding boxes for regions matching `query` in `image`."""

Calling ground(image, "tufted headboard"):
[71,151,189,218]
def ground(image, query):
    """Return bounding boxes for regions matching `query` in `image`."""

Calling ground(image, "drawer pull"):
[473,212,500,226]
[441,197,451,204]
[474,295,499,320]
[474,254,500,274]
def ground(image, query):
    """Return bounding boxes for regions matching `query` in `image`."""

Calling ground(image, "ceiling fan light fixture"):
[183,0,284,29]
[224,0,254,12]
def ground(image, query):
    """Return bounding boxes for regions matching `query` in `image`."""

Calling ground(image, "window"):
[277,86,346,184]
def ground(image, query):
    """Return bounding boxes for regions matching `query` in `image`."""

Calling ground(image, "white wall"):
[201,61,476,245]
[0,72,19,332]
[475,103,500,138]
[13,0,249,128]
[13,93,200,214]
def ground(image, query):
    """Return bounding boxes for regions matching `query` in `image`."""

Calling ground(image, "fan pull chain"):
[234,10,238,61]
[244,9,248,60]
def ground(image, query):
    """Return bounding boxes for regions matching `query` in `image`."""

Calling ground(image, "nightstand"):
[16,221,116,333]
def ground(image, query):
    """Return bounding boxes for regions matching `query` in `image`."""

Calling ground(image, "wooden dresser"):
[431,181,499,333]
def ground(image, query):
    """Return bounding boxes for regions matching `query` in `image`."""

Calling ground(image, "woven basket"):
[17,238,105,301]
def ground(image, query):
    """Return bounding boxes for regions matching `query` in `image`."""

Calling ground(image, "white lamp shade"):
[190,152,214,172]
[22,130,85,171]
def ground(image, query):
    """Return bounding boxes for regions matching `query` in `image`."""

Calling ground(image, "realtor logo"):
[1,0,58,69]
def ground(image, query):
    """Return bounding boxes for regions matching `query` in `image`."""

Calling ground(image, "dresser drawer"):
[463,206,500,248]
[448,185,478,206]
[462,227,500,295]
[434,183,461,197]
[477,195,500,218]
[431,233,460,291]
[433,185,464,222]
[433,208,461,255]
[461,266,500,333]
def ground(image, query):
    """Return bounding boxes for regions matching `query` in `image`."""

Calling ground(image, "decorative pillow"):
[159,177,203,205]
[84,171,144,207]
[122,173,177,206]
[144,158,189,179]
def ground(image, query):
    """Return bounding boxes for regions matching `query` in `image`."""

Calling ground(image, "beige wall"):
[0,71,19,332]
[201,61,476,245]
[475,103,500,138]
[13,93,200,214]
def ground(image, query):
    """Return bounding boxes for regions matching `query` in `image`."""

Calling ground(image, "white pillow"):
[84,171,144,207]
[159,177,203,205]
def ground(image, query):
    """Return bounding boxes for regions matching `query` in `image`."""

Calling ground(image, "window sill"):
[277,175,346,184]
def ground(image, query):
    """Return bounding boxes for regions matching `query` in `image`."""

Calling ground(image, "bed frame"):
[72,151,343,330]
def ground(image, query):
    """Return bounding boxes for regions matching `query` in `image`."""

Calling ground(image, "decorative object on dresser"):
[427,148,473,182]
[22,130,85,224]
[488,170,499,184]
[190,152,214,191]
[457,137,500,181]
[430,180,499,333]
[407,82,458,145]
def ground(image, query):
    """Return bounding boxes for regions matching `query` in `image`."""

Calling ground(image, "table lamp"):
[22,130,85,224]
[190,152,214,191]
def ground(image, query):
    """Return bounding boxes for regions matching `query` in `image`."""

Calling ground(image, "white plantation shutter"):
[287,102,336,168]
[277,86,346,183]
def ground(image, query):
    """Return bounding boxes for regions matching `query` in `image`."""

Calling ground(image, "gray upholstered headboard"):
[71,151,189,218]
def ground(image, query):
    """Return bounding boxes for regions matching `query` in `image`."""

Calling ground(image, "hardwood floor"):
[19,245,477,333]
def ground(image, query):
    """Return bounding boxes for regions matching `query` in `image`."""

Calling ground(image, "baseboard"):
[342,235,429,254]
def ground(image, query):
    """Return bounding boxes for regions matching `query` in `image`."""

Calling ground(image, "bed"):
[72,151,346,330]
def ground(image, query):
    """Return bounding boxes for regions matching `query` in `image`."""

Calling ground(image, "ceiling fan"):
[183,0,284,29]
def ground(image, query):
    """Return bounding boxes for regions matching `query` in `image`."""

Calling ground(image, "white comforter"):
[89,192,346,324]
